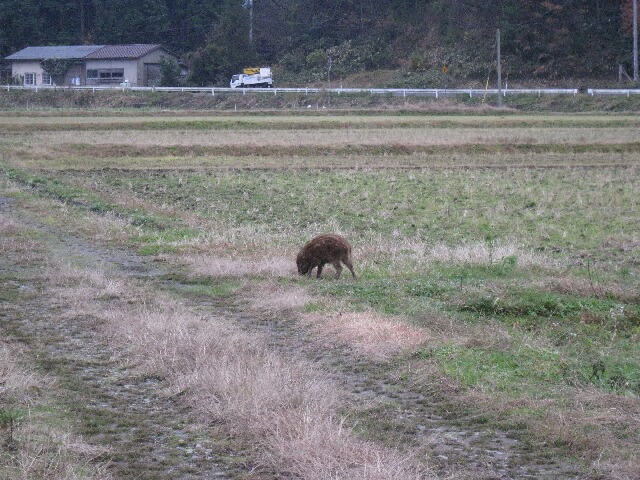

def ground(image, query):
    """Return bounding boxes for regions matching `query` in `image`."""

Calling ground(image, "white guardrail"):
[3,84,639,97]
[587,89,640,96]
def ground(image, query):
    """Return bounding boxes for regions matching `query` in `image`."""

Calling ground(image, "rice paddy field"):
[1,108,639,479]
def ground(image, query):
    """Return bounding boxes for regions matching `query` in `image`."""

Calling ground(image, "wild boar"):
[296,234,356,279]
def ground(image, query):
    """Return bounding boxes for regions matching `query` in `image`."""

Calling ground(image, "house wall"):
[11,61,45,85]
[85,50,178,86]
[65,64,84,85]
[85,59,138,85]
[138,49,179,86]
[9,48,180,87]
[12,61,84,86]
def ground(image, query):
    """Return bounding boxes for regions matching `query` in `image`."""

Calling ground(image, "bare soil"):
[1,193,593,479]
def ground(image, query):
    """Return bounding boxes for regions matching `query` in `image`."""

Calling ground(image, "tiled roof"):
[4,44,166,61]
[85,44,163,59]
[5,45,105,60]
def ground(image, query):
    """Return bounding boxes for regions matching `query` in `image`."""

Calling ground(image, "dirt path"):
[1,193,590,479]
[1,196,237,479]
[223,303,585,479]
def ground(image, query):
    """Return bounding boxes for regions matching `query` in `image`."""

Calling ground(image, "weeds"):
[47,260,428,478]
[0,343,110,479]
[2,111,639,478]
[0,407,24,448]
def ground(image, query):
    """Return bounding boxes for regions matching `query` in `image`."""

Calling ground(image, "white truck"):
[230,67,273,88]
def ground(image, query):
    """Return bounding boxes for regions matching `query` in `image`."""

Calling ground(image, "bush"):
[409,53,429,72]
[160,58,182,87]
[306,49,327,68]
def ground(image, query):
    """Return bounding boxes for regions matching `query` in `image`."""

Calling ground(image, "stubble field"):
[1,109,639,479]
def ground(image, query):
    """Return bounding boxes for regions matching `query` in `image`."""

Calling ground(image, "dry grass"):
[4,111,638,478]
[0,238,43,263]
[49,263,131,316]
[115,303,426,478]
[247,281,315,312]
[541,275,639,302]
[0,343,111,480]
[5,424,112,480]
[302,310,430,362]
[185,252,295,278]
[46,261,430,478]
[7,148,640,171]
[0,212,19,234]
[0,343,48,406]
[10,126,640,150]
[0,113,636,126]
[513,387,640,479]
[0,221,112,478]
[354,236,561,273]
[427,239,560,268]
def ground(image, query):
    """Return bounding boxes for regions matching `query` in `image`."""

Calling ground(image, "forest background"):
[1,0,638,87]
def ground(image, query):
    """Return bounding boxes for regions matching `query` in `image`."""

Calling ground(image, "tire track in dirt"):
[2,195,590,479]
[219,307,586,479]
[1,197,235,479]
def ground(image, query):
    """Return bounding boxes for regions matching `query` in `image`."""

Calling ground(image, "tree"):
[160,57,181,86]
[0,0,632,83]
[188,0,256,86]
[0,0,44,58]
[40,58,74,84]
[92,0,169,44]
[165,0,221,54]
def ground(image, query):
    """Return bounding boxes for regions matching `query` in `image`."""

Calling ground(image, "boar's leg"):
[332,261,343,279]
[343,258,356,279]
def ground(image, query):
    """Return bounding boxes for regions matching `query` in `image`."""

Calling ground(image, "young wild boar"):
[296,234,356,279]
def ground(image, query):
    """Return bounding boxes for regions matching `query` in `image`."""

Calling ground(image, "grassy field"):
[1,110,639,478]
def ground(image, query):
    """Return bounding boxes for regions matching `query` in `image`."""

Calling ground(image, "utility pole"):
[497,29,502,106]
[634,0,638,81]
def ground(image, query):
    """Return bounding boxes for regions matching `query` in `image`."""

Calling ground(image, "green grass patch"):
[420,342,563,396]
[3,111,640,476]
[4,114,640,133]
[461,290,588,319]
[79,168,638,270]
[459,288,639,330]
[4,167,199,255]
[161,273,243,298]
[28,142,640,161]
[318,273,451,315]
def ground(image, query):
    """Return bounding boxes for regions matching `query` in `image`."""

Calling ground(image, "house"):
[4,44,181,87]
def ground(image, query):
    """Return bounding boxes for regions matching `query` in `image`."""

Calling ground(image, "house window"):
[86,68,124,84]
[100,69,124,80]
[42,73,53,85]
[24,73,36,85]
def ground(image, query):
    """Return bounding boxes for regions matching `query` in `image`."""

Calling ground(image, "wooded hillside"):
[1,0,636,86]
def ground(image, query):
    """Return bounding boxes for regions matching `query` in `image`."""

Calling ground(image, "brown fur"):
[296,234,356,279]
